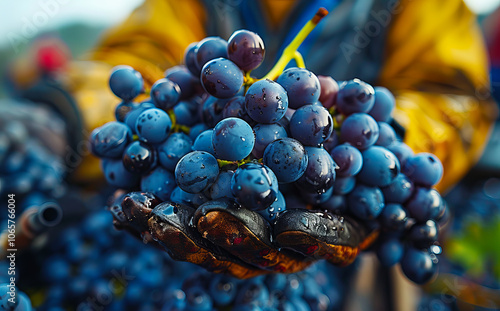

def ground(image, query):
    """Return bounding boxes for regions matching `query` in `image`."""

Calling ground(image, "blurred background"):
[1,0,500,310]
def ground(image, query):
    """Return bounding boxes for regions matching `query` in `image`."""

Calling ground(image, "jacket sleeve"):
[66,0,207,182]
[377,0,498,192]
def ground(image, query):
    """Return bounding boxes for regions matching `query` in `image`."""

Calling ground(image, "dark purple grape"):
[245,79,288,123]
[401,248,437,284]
[376,237,404,267]
[387,141,414,167]
[295,146,336,194]
[319,194,347,213]
[379,203,407,231]
[289,104,333,147]
[277,68,321,109]
[263,138,308,183]
[122,141,156,173]
[195,37,228,75]
[375,122,396,147]
[201,96,229,127]
[151,78,181,110]
[165,65,198,100]
[318,75,339,109]
[347,184,384,220]
[330,144,363,177]
[184,42,199,77]
[201,58,243,98]
[340,113,379,149]
[252,123,287,158]
[408,220,438,247]
[369,86,395,122]
[336,79,375,116]
[357,146,400,187]
[405,187,443,222]
[381,173,414,204]
[115,101,136,122]
[227,29,265,72]
[332,176,355,195]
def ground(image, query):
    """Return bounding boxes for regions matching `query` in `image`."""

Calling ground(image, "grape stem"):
[261,7,329,81]
[293,51,306,69]
[167,109,191,134]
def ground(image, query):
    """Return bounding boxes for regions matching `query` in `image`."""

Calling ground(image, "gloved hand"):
[109,191,376,279]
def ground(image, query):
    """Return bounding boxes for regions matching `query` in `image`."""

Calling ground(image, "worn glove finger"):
[273,209,378,266]
[193,199,313,273]
[148,202,267,279]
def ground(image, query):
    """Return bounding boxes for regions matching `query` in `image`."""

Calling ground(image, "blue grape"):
[387,141,414,168]
[175,151,219,193]
[295,146,336,194]
[122,141,157,173]
[223,96,249,120]
[227,29,265,72]
[403,153,443,187]
[263,138,308,183]
[212,118,255,161]
[43,256,71,283]
[151,78,181,110]
[185,286,213,311]
[195,37,228,74]
[284,274,304,298]
[405,187,443,222]
[322,132,340,152]
[109,65,143,101]
[340,113,379,149]
[192,129,216,155]
[231,162,279,211]
[189,123,209,141]
[165,65,198,100]
[357,146,400,187]
[368,86,395,122]
[235,281,270,306]
[289,104,333,146]
[170,186,209,207]
[347,184,385,220]
[245,79,288,123]
[201,96,228,127]
[300,186,334,204]
[115,101,136,122]
[257,191,286,222]
[201,58,243,98]
[332,176,356,195]
[401,248,437,284]
[90,122,132,158]
[162,289,187,311]
[381,173,414,204]
[319,194,347,213]
[379,203,407,231]
[140,166,176,200]
[376,237,404,267]
[336,79,375,116]
[101,159,139,188]
[375,122,396,147]
[408,220,438,247]
[184,42,199,77]
[208,274,237,306]
[252,123,287,158]
[276,67,320,109]
[174,101,199,126]
[207,170,235,200]
[135,108,172,144]
[329,144,363,177]
[157,133,193,171]
[124,101,155,133]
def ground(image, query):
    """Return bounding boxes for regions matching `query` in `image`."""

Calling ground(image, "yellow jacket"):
[68,0,497,192]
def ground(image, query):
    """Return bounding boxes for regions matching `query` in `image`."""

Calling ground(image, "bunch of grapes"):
[91,23,447,285]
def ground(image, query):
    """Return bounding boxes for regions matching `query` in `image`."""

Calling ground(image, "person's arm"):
[377,0,498,192]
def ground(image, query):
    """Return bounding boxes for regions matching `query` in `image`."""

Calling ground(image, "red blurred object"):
[34,37,71,73]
